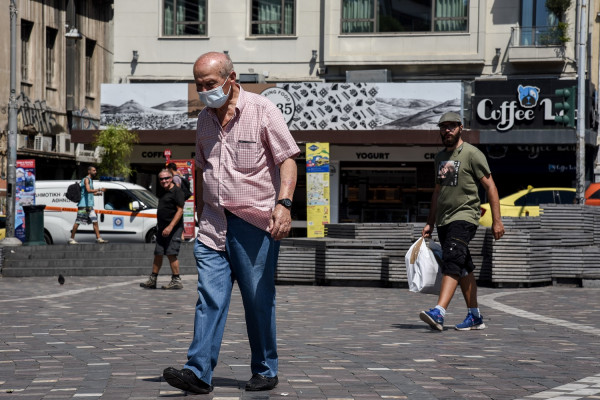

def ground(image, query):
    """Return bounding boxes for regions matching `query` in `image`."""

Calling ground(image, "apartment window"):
[520,0,558,45]
[251,0,295,35]
[341,0,468,34]
[21,20,33,81]
[85,39,96,96]
[163,0,207,35]
[46,27,58,87]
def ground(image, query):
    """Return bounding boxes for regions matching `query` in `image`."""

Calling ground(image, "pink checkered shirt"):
[195,86,300,251]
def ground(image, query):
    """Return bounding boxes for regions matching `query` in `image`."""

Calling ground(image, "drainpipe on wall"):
[595,9,600,182]
[65,0,78,129]
[318,0,326,77]
[576,0,588,204]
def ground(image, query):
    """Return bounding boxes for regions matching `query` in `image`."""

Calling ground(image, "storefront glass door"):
[340,166,422,223]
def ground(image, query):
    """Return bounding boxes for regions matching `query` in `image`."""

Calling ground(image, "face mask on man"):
[198,78,231,109]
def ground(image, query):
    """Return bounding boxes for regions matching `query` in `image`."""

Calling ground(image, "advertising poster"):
[100,81,462,132]
[306,143,330,238]
[15,159,36,242]
[170,159,195,239]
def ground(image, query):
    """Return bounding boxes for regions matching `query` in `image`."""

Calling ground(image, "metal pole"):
[2,0,22,246]
[596,4,600,182]
[576,0,588,204]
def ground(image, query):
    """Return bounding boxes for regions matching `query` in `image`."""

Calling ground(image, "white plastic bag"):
[405,237,443,294]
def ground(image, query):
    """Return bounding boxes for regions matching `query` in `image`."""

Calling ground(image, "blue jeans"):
[184,214,279,384]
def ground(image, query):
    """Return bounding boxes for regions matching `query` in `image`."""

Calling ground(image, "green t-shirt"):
[434,142,490,227]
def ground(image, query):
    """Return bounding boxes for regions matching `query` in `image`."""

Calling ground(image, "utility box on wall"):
[346,69,392,83]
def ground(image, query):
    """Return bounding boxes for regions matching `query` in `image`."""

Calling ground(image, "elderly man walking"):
[163,51,299,395]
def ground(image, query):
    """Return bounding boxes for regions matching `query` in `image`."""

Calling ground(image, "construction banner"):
[306,143,330,238]
[15,159,36,242]
[170,159,195,239]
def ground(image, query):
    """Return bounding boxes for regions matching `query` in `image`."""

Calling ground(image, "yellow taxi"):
[0,215,5,241]
[479,186,576,226]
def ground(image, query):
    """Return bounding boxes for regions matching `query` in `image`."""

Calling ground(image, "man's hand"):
[422,223,433,238]
[162,226,173,237]
[480,174,504,241]
[491,220,505,240]
[268,205,292,240]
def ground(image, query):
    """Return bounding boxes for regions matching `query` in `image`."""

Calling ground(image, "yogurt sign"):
[261,87,296,125]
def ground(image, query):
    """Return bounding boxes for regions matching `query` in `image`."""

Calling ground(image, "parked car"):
[585,183,600,206]
[35,180,159,244]
[0,214,5,241]
[479,186,576,227]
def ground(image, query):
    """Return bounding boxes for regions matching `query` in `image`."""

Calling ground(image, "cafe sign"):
[472,79,581,132]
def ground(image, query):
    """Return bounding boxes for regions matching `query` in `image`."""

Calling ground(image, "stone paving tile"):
[0,276,599,399]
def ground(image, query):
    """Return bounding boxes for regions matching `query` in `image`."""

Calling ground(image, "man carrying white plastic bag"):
[405,237,443,294]
[418,112,504,332]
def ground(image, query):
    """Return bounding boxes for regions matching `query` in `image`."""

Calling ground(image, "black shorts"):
[437,221,478,276]
[154,226,184,256]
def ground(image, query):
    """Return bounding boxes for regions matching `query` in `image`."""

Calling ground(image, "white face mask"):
[198,78,231,109]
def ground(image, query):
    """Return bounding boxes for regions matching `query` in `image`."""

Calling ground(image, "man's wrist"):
[277,198,292,210]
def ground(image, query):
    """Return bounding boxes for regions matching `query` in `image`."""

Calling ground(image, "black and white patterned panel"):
[279,83,381,130]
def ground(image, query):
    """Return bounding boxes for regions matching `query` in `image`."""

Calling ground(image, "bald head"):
[194,52,234,80]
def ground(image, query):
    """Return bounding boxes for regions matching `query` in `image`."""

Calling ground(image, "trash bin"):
[23,205,46,246]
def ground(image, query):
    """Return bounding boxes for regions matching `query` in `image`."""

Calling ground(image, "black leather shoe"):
[163,367,213,394]
[245,373,279,391]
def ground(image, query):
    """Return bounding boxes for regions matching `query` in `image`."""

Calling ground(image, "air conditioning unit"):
[94,146,105,159]
[56,133,73,154]
[17,134,28,149]
[34,134,52,152]
[75,143,93,157]
[75,143,97,163]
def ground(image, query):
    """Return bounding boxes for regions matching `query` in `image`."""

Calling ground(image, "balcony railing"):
[507,26,565,63]
[510,26,564,47]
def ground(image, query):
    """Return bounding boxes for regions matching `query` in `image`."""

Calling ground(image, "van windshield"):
[130,189,159,209]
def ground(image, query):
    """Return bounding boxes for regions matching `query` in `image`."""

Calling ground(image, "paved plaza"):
[0,275,599,399]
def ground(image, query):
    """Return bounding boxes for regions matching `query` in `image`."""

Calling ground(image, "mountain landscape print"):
[101,83,198,130]
[377,98,461,129]
[373,81,462,129]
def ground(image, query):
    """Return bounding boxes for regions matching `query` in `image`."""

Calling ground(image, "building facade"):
[0,0,113,211]
[70,0,599,232]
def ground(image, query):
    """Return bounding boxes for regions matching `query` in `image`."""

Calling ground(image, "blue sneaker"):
[455,313,486,331]
[420,308,444,331]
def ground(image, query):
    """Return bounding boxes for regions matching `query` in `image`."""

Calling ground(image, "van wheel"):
[44,230,53,245]
[145,228,157,243]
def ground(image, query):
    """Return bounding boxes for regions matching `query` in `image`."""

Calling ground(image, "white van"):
[35,180,158,244]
